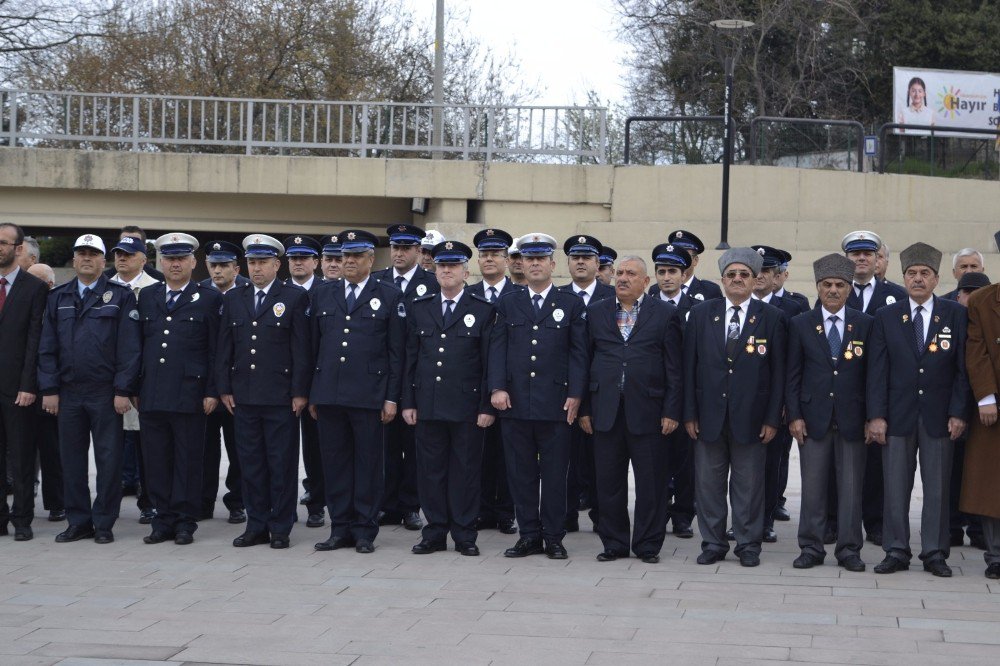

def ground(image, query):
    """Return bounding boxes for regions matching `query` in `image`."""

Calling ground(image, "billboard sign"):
[893,66,1000,138]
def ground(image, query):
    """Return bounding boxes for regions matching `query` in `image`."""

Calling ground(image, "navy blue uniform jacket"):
[467,277,524,300]
[682,298,786,445]
[786,308,873,441]
[309,278,405,409]
[373,266,438,303]
[488,286,588,421]
[216,281,312,406]
[584,296,683,434]
[867,296,971,438]
[137,282,223,413]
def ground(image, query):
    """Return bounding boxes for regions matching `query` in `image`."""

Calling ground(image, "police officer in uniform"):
[597,246,617,286]
[217,234,311,549]
[318,235,343,282]
[199,240,248,523]
[508,239,527,286]
[138,233,223,545]
[283,235,327,529]
[373,224,438,531]
[38,234,141,544]
[403,240,496,556]
[310,230,405,553]
[467,228,522,535]
[650,230,723,302]
[489,233,587,559]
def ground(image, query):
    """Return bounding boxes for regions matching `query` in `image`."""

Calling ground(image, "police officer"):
[403,240,496,556]
[786,254,872,572]
[467,228,523,535]
[868,242,970,577]
[216,234,311,549]
[508,239,527,286]
[318,234,343,281]
[283,235,327,530]
[489,233,587,559]
[373,223,438,531]
[652,230,723,302]
[773,260,810,311]
[199,240,247,523]
[597,246,617,286]
[138,233,223,545]
[419,229,445,273]
[310,230,405,554]
[38,234,141,544]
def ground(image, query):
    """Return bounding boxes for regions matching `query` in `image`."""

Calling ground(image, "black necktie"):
[725,306,741,360]
[443,299,455,327]
[827,315,841,362]
[395,275,405,291]
[167,289,182,311]
[487,286,497,303]
[578,289,588,306]
[254,290,266,317]
[346,283,357,310]
[532,293,543,313]
[913,305,925,354]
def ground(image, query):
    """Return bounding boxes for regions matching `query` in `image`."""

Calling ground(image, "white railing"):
[0,89,607,163]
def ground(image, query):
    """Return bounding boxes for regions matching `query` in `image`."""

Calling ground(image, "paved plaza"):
[1,449,999,666]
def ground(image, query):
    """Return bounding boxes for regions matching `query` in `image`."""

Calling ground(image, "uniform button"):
[342,341,348,347]
[161,343,167,349]
[250,364,256,370]
[159,358,165,364]
[166,316,172,322]
[252,321,258,327]
[533,325,539,330]
[918,389,924,395]
[345,315,351,321]
[531,340,537,345]
[438,347,445,353]
[251,335,257,341]
[530,372,536,378]
[441,333,447,339]
[435,376,441,382]
[722,393,727,398]
[829,392,834,397]
[250,349,256,355]
[340,357,346,362]
[531,355,536,361]
[275,323,280,327]
[436,361,442,367]
[344,328,350,334]
[833,370,838,376]
[728,369,733,374]
[919,368,924,374]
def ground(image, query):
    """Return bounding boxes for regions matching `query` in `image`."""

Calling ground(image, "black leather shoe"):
[355,539,376,554]
[228,509,247,524]
[986,562,1000,579]
[412,539,447,554]
[174,531,194,545]
[793,553,823,569]
[823,526,837,545]
[596,550,625,562]
[545,540,568,560]
[739,551,760,567]
[950,533,965,547]
[48,509,66,522]
[673,523,694,539]
[455,542,480,556]
[270,535,290,549]
[504,537,544,558]
[55,525,95,543]
[696,550,725,565]
[143,530,174,544]
[402,512,423,531]
[306,512,325,528]
[565,516,580,533]
[970,533,988,550]
[232,530,270,547]
[14,526,33,541]
[726,527,735,541]
[299,490,311,505]
[772,505,790,522]
[763,527,777,543]
[94,530,114,544]
[640,553,661,564]
[314,536,355,551]
[139,509,155,525]
[498,518,517,534]
[874,555,909,574]
[839,555,866,572]
[923,560,952,577]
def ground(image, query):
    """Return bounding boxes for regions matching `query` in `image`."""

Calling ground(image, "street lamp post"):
[709,19,754,250]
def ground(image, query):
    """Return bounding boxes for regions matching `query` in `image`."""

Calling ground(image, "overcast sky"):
[405,0,628,107]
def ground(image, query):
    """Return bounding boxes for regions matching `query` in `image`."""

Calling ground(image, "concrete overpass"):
[1,146,998,293]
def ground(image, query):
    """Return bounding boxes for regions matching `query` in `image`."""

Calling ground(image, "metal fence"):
[0,89,608,164]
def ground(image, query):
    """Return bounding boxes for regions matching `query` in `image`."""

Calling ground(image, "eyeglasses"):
[0,240,22,248]
[723,270,752,280]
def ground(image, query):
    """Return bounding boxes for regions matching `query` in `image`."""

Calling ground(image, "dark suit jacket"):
[847,279,906,315]
[0,270,48,397]
[867,295,971,438]
[401,291,496,421]
[786,308,873,441]
[682,298,786,445]
[584,296,682,434]
[373,266,439,303]
[488,286,587,421]
[137,282,223,413]
[216,280,312,406]
[308,277,405,409]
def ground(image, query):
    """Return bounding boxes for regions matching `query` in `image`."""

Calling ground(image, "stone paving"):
[1,449,999,666]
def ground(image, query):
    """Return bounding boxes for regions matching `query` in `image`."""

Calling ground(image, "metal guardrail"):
[876,123,1000,175]
[0,89,607,163]
[750,117,864,173]
[623,115,729,164]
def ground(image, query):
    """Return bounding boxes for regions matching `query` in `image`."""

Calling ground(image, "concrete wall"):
[1,147,997,294]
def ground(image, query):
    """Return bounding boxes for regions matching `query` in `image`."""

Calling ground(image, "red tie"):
[0,277,8,313]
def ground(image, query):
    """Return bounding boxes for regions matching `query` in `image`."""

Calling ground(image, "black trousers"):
[594,401,669,557]
[382,419,419,516]
[764,426,793,528]
[416,419,483,544]
[501,418,571,542]
[300,410,325,515]
[140,411,206,535]
[665,427,696,527]
[233,404,299,537]
[316,405,383,542]
[59,387,123,531]
[0,393,38,527]
[36,408,64,512]
[202,408,243,514]
[479,420,514,523]
[566,426,599,524]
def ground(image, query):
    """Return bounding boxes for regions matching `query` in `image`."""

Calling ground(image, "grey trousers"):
[695,432,767,556]
[882,418,952,563]
[797,430,866,562]
[982,517,1000,565]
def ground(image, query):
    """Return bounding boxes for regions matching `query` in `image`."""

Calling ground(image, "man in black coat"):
[786,254,873,572]
[216,234,312,550]
[489,233,587,559]
[580,255,682,563]
[402,241,496,557]
[684,248,786,567]
[0,223,49,540]
[867,242,971,578]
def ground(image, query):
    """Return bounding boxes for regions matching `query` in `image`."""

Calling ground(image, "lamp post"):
[709,19,754,250]
[432,0,445,160]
